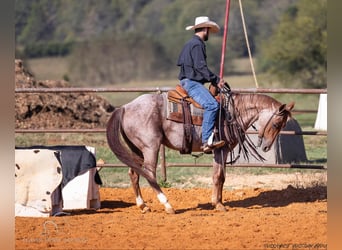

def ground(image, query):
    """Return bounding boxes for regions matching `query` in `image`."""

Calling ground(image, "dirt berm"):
[15,59,115,129]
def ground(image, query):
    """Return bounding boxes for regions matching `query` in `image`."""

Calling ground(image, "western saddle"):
[167,84,209,154]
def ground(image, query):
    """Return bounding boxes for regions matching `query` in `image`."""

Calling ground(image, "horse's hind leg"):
[142,151,175,214]
[146,177,175,214]
[128,168,151,213]
[128,165,175,214]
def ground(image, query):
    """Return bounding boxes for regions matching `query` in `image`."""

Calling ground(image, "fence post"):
[159,145,167,182]
[314,93,327,131]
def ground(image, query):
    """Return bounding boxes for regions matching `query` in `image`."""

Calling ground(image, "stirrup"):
[201,140,225,153]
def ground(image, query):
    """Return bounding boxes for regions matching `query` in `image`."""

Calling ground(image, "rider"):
[177,16,226,153]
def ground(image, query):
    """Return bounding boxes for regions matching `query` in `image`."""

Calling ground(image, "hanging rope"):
[238,0,259,88]
[219,0,231,79]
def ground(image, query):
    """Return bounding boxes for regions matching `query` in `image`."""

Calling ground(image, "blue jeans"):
[180,79,219,144]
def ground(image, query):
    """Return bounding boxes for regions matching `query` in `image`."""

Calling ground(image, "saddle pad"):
[166,99,204,126]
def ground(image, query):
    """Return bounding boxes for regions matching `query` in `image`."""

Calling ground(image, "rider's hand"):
[217,78,225,89]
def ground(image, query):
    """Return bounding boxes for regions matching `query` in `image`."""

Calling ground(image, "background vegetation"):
[15,0,326,88]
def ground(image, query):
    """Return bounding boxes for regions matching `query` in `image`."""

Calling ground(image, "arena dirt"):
[15,187,327,249]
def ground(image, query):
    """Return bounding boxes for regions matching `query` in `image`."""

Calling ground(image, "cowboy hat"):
[185,16,220,33]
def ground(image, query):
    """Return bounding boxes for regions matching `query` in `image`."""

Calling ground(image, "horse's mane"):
[232,93,282,113]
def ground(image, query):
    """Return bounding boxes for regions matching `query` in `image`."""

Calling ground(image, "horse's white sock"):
[157,193,173,210]
[157,193,168,204]
[136,195,144,206]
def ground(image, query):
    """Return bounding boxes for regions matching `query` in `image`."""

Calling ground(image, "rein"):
[220,86,265,163]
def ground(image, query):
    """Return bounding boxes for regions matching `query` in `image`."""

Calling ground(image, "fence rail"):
[15,87,327,94]
[15,86,327,177]
[97,163,326,170]
[14,128,327,136]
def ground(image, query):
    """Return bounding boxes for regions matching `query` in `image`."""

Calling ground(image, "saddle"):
[167,84,202,109]
[166,85,204,154]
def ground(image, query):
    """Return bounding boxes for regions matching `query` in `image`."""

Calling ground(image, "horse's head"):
[257,101,295,152]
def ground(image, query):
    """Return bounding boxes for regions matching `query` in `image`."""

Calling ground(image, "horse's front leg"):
[128,168,151,213]
[212,149,228,211]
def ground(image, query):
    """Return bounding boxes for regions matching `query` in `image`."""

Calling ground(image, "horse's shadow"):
[197,185,327,211]
[100,200,135,210]
[63,200,135,216]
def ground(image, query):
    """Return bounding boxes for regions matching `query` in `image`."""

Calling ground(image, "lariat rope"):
[218,88,226,173]
[238,0,259,89]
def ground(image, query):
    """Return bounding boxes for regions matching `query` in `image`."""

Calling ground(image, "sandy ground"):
[15,185,327,250]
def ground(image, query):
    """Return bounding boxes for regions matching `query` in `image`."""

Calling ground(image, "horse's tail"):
[106,107,145,176]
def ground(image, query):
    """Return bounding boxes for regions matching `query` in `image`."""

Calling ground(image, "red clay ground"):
[15,186,327,250]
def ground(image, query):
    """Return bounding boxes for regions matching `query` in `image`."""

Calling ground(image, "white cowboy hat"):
[185,16,220,33]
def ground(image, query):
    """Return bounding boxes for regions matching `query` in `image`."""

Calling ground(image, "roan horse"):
[106,88,294,214]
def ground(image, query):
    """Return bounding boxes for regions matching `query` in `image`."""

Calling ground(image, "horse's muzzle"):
[257,136,262,147]
[262,145,270,152]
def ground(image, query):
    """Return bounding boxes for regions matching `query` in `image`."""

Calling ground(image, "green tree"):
[17,0,60,44]
[259,0,327,88]
[15,0,302,84]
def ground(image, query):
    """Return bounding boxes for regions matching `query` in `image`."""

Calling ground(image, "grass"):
[25,57,70,81]
[17,57,327,188]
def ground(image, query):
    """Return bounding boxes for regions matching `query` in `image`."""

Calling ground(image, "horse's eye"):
[272,123,280,129]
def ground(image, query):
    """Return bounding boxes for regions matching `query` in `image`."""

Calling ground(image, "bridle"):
[219,86,265,163]
[257,108,288,147]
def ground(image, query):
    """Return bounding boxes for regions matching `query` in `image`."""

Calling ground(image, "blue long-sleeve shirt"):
[177,35,220,86]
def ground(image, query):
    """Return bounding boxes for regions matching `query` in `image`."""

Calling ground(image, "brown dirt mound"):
[15,59,115,129]
[15,187,327,250]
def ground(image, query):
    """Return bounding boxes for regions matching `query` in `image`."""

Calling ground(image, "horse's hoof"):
[215,203,227,212]
[139,204,151,214]
[141,206,151,214]
[165,207,176,214]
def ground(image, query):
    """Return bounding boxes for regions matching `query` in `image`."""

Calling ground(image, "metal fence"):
[15,87,327,180]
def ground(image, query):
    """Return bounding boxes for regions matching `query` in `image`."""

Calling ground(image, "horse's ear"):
[278,104,286,113]
[286,101,295,111]
[278,101,295,116]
